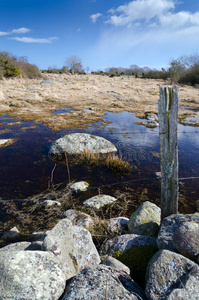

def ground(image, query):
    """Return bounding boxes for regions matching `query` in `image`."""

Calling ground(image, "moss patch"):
[114,245,158,287]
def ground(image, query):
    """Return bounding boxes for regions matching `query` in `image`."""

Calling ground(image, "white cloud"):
[160,11,199,29]
[0,31,9,36]
[106,0,174,26]
[9,36,58,43]
[90,13,102,23]
[0,27,31,36]
[11,27,31,34]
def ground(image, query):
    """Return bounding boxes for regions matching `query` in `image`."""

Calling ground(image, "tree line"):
[1,51,199,87]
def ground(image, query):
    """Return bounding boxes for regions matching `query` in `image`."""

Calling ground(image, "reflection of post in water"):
[158,86,179,221]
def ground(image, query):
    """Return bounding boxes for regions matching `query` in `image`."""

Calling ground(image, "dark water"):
[0,111,199,213]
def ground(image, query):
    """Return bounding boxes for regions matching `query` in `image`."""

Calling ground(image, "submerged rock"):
[0,138,15,148]
[48,133,117,162]
[180,114,199,126]
[145,249,199,300]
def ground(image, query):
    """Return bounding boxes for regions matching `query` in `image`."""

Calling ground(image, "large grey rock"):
[42,218,79,279]
[73,225,101,271]
[145,249,199,300]
[100,234,157,256]
[100,234,158,285]
[0,250,66,300]
[157,213,199,255]
[48,133,117,162]
[62,265,146,300]
[83,194,117,209]
[128,201,161,237]
[172,221,199,262]
[64,209,94,229]
[107,217,129,234]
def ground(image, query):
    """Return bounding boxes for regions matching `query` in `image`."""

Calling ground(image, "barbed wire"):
[1,175,199,202]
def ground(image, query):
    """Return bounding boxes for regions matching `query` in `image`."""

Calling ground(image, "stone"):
[100,234,157,256]
[157,213,199,252]
[63,209,94,229]
[70,181,89,192]
[48,133,117,162]
[100,234,158,285]
[73,225,101,271]
[83,194,117,209]
[145,249,199,300]
[62,265,145,300]
[0,138,15,148]
[42,218,79,279]
[103,256,131,275]
[173,221,199,261]
[127,201,161,237]
[43,199,61,206]
[0,250,66,300]
[2,226,20,241]
[180,114,199,126]
[107,217,129,234]
[0,241,41,251]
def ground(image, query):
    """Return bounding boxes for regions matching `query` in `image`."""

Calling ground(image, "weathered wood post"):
[158,86,179,221]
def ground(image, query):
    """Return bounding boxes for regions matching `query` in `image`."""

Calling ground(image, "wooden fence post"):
[158,85,179,221]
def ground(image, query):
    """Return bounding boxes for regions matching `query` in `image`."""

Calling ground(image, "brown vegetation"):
[0,74,199,131]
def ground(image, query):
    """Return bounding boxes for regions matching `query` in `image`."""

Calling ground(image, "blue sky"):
[0,0,199,71]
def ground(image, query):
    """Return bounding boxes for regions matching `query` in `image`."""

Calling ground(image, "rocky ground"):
[0,200,198,299]
[0,74,199,131]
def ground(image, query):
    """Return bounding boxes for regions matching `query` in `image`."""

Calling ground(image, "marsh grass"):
[105,154,132,174]
[76,149,132,174]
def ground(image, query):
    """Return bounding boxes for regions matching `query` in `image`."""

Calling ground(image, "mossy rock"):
[115,245,158,287]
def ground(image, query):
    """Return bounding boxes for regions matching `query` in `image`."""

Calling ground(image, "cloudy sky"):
[0,0,199,70]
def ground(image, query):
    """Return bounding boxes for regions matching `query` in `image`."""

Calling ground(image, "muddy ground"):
[1,74,199,131]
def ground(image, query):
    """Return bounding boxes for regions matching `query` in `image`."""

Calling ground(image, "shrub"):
[179,64,199,86]
[16,61,42,78]
[0,51,41,79]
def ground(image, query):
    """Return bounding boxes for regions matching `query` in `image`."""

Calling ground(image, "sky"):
[0,0,199,71]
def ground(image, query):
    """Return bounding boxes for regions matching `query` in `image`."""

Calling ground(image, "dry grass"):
[0,74,198,131]
[105,154,132,173]
[74,149,132,174]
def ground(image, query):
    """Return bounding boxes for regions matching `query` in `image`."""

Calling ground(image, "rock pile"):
[0,201,198,299]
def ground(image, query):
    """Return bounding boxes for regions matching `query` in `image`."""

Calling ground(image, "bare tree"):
[65,55,83,75]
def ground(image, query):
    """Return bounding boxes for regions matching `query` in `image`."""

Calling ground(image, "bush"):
[16,61,42,78]
[0,51,41,79]
[179,64,199,86]
[0,57,21,78]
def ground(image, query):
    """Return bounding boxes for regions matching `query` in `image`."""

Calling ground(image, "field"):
[1,74,199,130]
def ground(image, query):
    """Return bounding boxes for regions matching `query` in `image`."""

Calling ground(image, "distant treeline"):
[91,54,199,87]
[0,51,42,79]
[1,51,199,87]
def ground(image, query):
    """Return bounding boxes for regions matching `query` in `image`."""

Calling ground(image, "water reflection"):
[0,111,199,213]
